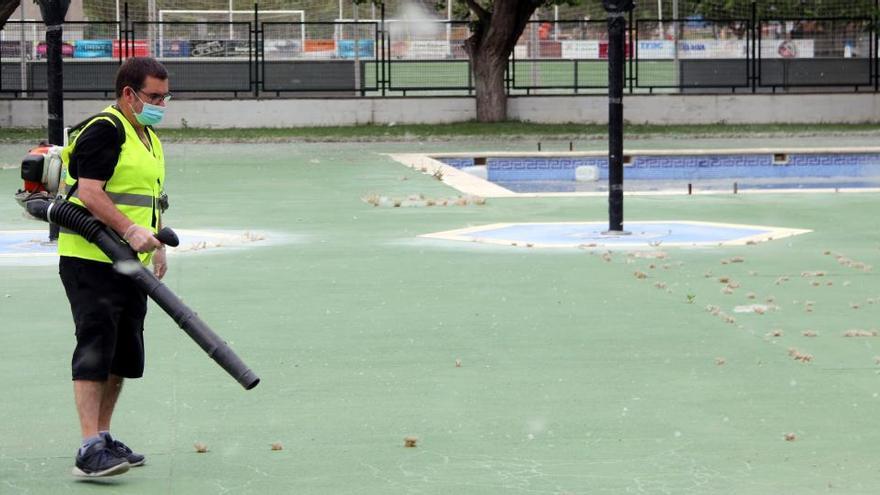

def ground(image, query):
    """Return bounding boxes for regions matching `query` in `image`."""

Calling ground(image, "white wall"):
[3,93,880,129]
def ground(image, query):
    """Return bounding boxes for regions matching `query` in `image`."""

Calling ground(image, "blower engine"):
[14,143,66,210]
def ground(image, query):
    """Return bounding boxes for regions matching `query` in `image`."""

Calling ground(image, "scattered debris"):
[788,348,813,362]
[735,304,768,314]
[362,194,486,208]
[843,329,878,338]
[632,251,668,259]
[801,271,826,277]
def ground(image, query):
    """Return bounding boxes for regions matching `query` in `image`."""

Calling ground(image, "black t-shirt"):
[69,120,120,182]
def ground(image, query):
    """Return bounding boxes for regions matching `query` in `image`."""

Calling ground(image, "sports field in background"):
[360,60,675,91]
[1,133,879,493]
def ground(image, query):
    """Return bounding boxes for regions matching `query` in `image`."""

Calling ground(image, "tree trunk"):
[463,0,539,123]
[0,0,21,29]
[472,51,508,122]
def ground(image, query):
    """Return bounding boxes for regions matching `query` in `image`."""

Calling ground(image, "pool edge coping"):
[387,148,880,198]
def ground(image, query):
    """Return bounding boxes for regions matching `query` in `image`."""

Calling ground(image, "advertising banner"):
[760,39,814,58]
[561,40,600,59]
[74,40,113,58]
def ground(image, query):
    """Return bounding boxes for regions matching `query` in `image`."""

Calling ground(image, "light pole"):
[602,0,635,235]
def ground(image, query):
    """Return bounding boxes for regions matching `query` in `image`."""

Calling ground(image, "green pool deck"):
[1,137,879,494]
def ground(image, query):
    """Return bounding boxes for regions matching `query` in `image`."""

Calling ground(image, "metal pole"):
[657,0,663,39]
[603,1,634,234]
[554,5,559,41]
[45,29,63,146]
[381,1,386,96]
[447,0,453,57]
[353,1,361,95]
[148,0,156,56]
[36,0,73,242]
[19,5,28,98]
[229,0,234,40]
[673,0,679,89]
[530,12,538,87]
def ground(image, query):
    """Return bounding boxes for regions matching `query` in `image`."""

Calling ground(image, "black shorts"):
[59,256,148,380]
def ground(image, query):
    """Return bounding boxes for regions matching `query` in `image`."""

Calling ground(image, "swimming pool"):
[430,148,880,194]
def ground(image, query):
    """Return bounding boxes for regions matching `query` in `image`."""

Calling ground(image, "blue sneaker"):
[72,440,130,477]
[101,432,146,467]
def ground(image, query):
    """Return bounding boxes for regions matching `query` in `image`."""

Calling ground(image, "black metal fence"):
[2,9,878,97]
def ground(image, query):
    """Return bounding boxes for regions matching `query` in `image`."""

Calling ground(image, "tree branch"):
[463,0,490,24]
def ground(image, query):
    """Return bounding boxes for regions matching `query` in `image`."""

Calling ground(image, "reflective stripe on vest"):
[57,105,165,265]
[68,189,154,208]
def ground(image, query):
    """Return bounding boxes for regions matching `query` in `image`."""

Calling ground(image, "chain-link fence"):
[1,21,121,95]
[385,20,471,93]
[2,4,878,97]
[262,21,378,94]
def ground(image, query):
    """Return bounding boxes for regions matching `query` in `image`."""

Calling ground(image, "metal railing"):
[2,9,877,97]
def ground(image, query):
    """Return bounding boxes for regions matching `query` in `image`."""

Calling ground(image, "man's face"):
[124,75,170,113]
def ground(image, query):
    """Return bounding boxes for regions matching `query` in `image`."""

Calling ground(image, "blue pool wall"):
[437,154,880,182]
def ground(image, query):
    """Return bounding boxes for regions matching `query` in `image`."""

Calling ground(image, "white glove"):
[123,224,161,253]
[152,246,167,279]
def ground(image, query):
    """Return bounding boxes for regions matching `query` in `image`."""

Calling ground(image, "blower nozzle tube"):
[28,197,260,390]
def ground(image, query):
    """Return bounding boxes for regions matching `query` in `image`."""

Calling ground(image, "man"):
[58,56,170,477]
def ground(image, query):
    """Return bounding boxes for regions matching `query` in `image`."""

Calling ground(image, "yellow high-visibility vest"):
[58,105,165,265]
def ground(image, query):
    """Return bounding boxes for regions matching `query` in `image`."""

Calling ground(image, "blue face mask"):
[132,91,166,126]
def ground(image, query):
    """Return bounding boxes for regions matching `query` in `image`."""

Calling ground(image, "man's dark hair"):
[115,57,168,97]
